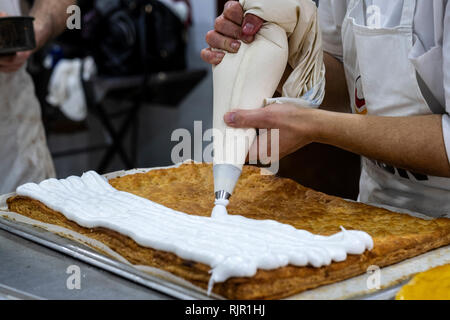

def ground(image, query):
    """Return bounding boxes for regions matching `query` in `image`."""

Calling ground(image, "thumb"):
[242,13,264,36]
[0,12,8,18]
[224,108,274,129]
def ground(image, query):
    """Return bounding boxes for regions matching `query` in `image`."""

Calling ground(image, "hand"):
[201,1,264,65]
[224,104,319,161]
[0,12,32,73]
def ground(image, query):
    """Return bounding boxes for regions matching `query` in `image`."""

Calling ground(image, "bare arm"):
[314,111,450,177]
[0,0,75,73]
[31,0,76,50]
[224,105,450,178]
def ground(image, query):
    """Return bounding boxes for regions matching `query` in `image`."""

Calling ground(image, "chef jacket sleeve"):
[442,1,450,166]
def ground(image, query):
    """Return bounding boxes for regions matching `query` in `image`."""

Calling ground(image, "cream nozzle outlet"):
[212,23,288,201]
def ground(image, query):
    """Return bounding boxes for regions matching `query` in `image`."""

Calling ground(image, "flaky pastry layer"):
[7,163,450,299]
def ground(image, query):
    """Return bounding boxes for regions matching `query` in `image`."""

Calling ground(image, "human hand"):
[0,12,32,73]
[224,104,320,161]
[201,1,264,65]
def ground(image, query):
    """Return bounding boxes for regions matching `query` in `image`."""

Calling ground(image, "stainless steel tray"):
[0,215,217,300]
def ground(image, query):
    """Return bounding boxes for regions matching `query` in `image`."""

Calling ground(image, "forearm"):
[30,0,75,50]
[312,111,450,177]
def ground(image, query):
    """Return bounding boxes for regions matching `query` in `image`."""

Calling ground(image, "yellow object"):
[396,264,450,300]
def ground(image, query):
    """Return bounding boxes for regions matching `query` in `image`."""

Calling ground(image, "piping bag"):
[211,0,326,217]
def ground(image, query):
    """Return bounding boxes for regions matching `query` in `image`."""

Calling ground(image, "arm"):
[224,105,450,178]
[0,0,75,73]
[31,0,76,50]
[314,111,450,177]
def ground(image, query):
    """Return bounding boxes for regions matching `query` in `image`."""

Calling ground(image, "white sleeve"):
[318,0,348,60]
[442,1,450,165]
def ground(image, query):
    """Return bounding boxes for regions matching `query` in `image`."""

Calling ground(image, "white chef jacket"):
[0,0,56,193]
[318,0,450,165]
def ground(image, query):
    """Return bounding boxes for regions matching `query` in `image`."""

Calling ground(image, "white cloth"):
[319,0,450,164]
[0,1,55,193]
[240,0,326,106]
[47,57,96,122]
[328,0,450,217]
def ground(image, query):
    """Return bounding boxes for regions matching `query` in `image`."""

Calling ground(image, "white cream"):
[17,171,374,295]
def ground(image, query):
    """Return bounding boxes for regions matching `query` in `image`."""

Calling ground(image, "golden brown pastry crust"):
[6,163,450,299]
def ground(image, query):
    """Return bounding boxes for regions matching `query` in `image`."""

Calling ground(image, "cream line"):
[16,171,374,295]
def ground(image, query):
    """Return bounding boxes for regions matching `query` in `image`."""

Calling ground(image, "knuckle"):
[214,15,225,30]
[226,1,241,12]
[205,30,215,43]
[224,2,243,24]
[236,112,249,127]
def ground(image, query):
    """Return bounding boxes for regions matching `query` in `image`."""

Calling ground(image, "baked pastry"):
[7,163,450,299]
[395,264,450,300]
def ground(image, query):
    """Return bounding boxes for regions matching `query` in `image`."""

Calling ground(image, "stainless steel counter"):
[0,229,171,300]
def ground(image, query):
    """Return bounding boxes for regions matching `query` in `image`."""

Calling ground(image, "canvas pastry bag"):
[342,0,450,217]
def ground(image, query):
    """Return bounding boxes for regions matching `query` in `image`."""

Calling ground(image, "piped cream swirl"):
[17,171,373,294]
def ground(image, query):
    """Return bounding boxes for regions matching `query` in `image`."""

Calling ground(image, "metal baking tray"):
[0,214,216,300]
[1,164,448,300]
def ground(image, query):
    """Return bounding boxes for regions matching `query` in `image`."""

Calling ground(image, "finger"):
[223,1,244,25]
[224,108,275,129]
[214,14,242,39]
[200,48,225,65]
[0,65,21,73]
[242,13,265,41]
[0,54,18,66]
[16,51,31,61]
[0,52,29,69]
[206,30,240,53]
[0,12,8,18]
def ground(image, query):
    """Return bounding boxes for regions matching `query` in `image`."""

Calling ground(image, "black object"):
[82,0,187,76]
[0,16,36,55]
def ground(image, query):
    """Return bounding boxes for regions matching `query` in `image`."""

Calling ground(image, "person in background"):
[0,0,75,194]
[202,0,450,217]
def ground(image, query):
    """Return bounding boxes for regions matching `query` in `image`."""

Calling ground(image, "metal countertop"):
[0,229,172,300]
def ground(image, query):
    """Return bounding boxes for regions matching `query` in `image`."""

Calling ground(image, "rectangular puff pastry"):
[7,163,450,299]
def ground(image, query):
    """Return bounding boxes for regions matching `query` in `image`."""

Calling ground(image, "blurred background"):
[17,0,360,200]
[24,0,215,177]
